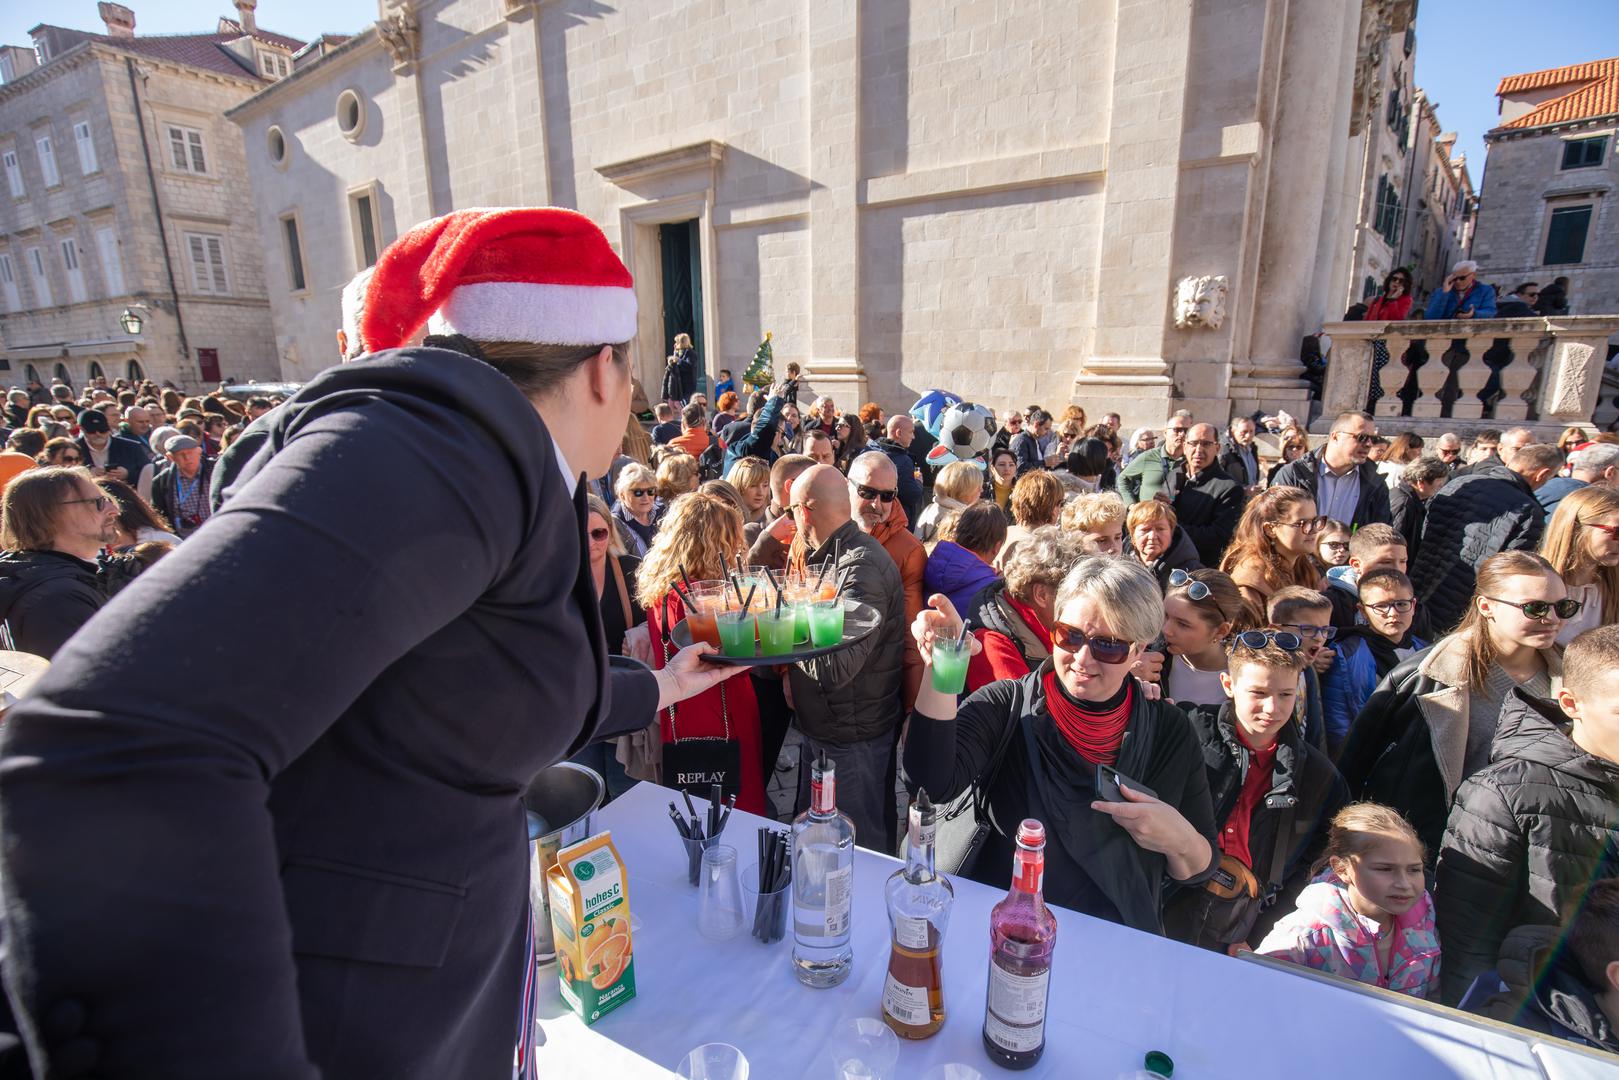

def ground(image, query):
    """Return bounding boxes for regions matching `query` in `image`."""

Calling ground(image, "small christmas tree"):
[742,331,774,393]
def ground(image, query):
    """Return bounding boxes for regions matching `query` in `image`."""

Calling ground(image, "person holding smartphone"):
[903,555,1218,933]
[1424,259,1497,320]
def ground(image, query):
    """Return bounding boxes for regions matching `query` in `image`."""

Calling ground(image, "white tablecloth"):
[531,782,1611,1078]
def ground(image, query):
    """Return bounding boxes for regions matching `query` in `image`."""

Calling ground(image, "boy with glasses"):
[1324,522,1407,630]
[1322,569,1428,759]
[1267,587,1336,752]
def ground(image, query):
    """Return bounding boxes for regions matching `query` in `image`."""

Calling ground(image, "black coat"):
[1218,440,1261,488]
[0,348,661,1078]
[1435,691,1619,1004]
[76,433,151,482]
[903,668,1217,933]
[1267,451,1393,529]
[1389,480,1427,562]
[660,348,696,402]
[0,549,105,659]
[1407,460,1544,637]
[1129,526,1203,591]
[863,438,924,529]
[1167,462,1244,566]
[1163,703,1347,948]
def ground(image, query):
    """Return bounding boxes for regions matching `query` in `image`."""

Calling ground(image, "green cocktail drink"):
[931,637,971,694]
[717,610,757,658]
[757,607,796,656]
[792,601,810,644]
[808,599,845,648]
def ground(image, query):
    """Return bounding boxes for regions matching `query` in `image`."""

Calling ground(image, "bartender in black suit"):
[0,208,741,1078]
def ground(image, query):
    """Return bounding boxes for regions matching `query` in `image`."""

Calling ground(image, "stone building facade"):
[1473,57,1619,318]
[0,3,299,391]
[232,0,1427,429]
[1394,94,1475,302]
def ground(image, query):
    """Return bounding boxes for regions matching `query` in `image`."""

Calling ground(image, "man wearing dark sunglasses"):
[1267,410,1392,531]
[847,453,926,708]
[0,468,118,659]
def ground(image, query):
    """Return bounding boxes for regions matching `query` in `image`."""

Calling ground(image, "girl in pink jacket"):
[1256,803,1441,999]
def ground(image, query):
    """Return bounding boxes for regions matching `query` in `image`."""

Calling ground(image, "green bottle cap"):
[1145,1050,1174,1077]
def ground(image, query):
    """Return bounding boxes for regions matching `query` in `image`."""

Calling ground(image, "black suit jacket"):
[1167,462,1244,566]
[75,433,150,483]
[0,348,659,1078]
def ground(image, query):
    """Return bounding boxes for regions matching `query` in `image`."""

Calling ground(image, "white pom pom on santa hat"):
[359,207,637,353]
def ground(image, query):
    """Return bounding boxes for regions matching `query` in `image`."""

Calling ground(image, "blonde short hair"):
[656,453,700,500]
[1061,491,1126,534]
[1055,555,1163,644]
[614,462,656,501]
[933,460,983,504]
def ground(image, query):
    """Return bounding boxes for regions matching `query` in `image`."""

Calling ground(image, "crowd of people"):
[0,375,282,658]
[0,204,1614,1072]
[594,376,1619,1046]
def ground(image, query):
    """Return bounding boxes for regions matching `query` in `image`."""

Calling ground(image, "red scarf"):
[1042,670,1133,765]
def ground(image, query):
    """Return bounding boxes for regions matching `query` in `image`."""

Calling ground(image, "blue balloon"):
[909,389,962,437]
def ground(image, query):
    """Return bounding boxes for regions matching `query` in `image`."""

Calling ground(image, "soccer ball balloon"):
[927,402,994,466]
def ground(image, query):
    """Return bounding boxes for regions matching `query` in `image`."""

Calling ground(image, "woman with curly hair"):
[1220,485,1325,618]
[636,492,766,813]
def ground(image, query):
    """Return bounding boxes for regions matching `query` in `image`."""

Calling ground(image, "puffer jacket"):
[1407,460,1545,637]
[923,540,1000,621]
[1434,690,1619,1004]
[1336,632,1563,859]
[1268,451,1392,530]
[1469,925,1619,1054]
[786,519,907,745]
[1163,704,1347,950]
[1256,868,1441,999]
[963,579,1051,694]
[0,549,106,659]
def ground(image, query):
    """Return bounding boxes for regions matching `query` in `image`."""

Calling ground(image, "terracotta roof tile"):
[32,23,307,82]
[1494,56,1619,131]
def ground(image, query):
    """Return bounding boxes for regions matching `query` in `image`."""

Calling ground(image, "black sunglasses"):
[589,527,610,542]
[629,487,655,498]
[1232,629,1303,652]
[1485,596,1582,621]
[1336,432,1377,446]
[856,484,897,504]
[1050,623,1133,665]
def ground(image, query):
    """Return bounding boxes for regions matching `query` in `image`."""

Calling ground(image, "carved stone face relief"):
[1174,275,1229,330]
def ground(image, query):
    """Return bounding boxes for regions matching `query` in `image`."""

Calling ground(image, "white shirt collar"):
[552,436,578,493]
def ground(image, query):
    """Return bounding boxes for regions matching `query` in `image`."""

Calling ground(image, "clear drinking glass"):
[828,1017,898,1080]
[698,843,745,941]
[678,1042,749,1080]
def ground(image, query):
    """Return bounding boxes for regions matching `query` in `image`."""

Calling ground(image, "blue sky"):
[5,0,1617,192]
[1414,0,1619,186]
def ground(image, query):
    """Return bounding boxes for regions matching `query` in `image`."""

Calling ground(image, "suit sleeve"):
[0,400,528,1076]
[1435,776,1526,1004]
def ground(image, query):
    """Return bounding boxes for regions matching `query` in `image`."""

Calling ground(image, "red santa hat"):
[359,207,637,353]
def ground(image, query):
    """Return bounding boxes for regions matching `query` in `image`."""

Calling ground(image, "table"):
[532,783,1614,1078]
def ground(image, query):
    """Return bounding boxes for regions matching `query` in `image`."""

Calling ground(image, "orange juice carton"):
[547,831,635,1023]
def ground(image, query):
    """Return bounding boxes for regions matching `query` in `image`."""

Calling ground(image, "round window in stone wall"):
[267,125,288,169]
[336,89,366,142]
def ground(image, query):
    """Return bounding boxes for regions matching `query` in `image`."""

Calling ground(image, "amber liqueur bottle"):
[881,789,954,1038]
[982,819,1058,1069]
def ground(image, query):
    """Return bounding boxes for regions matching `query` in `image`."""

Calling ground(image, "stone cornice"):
[0,42,97,107]
[1484,115,1619,143]
[596,140,725,186]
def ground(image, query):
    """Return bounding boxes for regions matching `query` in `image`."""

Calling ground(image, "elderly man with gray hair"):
[1537,442,1619,516]
[1425,259,1497,320]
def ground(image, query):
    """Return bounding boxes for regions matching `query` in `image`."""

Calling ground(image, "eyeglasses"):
[856,484,897,504]
[1361,598,1416,615]
[62,496,110,511]
[1484,596,1582,621]
[589,527,610,542]
[1231,629,1303,652]
[1166,426,1190,436]
[59,455,82,464]
[1003,417,1022,427]
[1335,431,1377,445]
[1277,623,1336,641]
[1438,447,1461,458]
[1272,516,1327,535]
[1050,622,1134,665]
[1320,540,1351,552]
[1168,568,1211,601]
[1185,439,1217,450]
[629,487,655,498]
[1578,520,1619,538]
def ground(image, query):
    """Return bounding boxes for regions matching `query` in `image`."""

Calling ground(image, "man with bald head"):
[745,453,816,569]
[849,452,927,709]
[785,464,908,850]
[1168,422,1244,564]
[863,413,923,529]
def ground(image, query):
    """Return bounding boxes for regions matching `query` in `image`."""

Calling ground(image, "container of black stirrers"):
[746,827,791,944]
[667,786,736,886]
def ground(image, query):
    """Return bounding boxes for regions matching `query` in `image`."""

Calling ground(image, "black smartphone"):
[1096,763,1158,804]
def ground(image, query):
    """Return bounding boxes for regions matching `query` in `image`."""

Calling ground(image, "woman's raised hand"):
[911,594,980,667]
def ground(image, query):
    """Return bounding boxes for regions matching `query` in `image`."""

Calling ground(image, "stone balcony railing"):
[1315,316,1619,437]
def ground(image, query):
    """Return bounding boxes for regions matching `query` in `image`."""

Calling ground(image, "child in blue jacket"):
[1323,568,1427,757]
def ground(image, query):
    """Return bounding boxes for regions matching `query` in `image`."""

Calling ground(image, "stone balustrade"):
[1315,316,1619,437]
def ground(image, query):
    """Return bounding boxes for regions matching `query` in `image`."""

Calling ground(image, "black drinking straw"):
[727,571,744,605]
[742,582,758,615]
[815,558,832,589]
[679,563,695,596]
[669,578,694,612]
[833,566,852,601]
[956,621,971,648]
[765,566,783,608]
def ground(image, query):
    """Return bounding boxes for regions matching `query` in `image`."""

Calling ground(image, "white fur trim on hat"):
[425,282,638,346]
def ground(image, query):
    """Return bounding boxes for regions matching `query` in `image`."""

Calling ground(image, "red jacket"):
[966,590,1052,694]
[1363,293,1412,321]
[645,592,767,815]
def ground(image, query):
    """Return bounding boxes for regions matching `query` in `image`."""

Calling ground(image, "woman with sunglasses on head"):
[1539,485,1619,646]
[636,492,766,815]
[567,494,648,802]
[1220,486,1325,619]
[904,556,1219,930]
[1337,551,1573,858]
[612,461,660,556]
[1159,568,1253,711]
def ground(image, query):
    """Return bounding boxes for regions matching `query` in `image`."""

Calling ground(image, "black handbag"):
[1188,799,1300,947]
[658,597,743,801]
[932,705,1022,877]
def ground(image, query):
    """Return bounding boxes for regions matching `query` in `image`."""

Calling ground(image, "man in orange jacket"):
[848,451,926,709]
